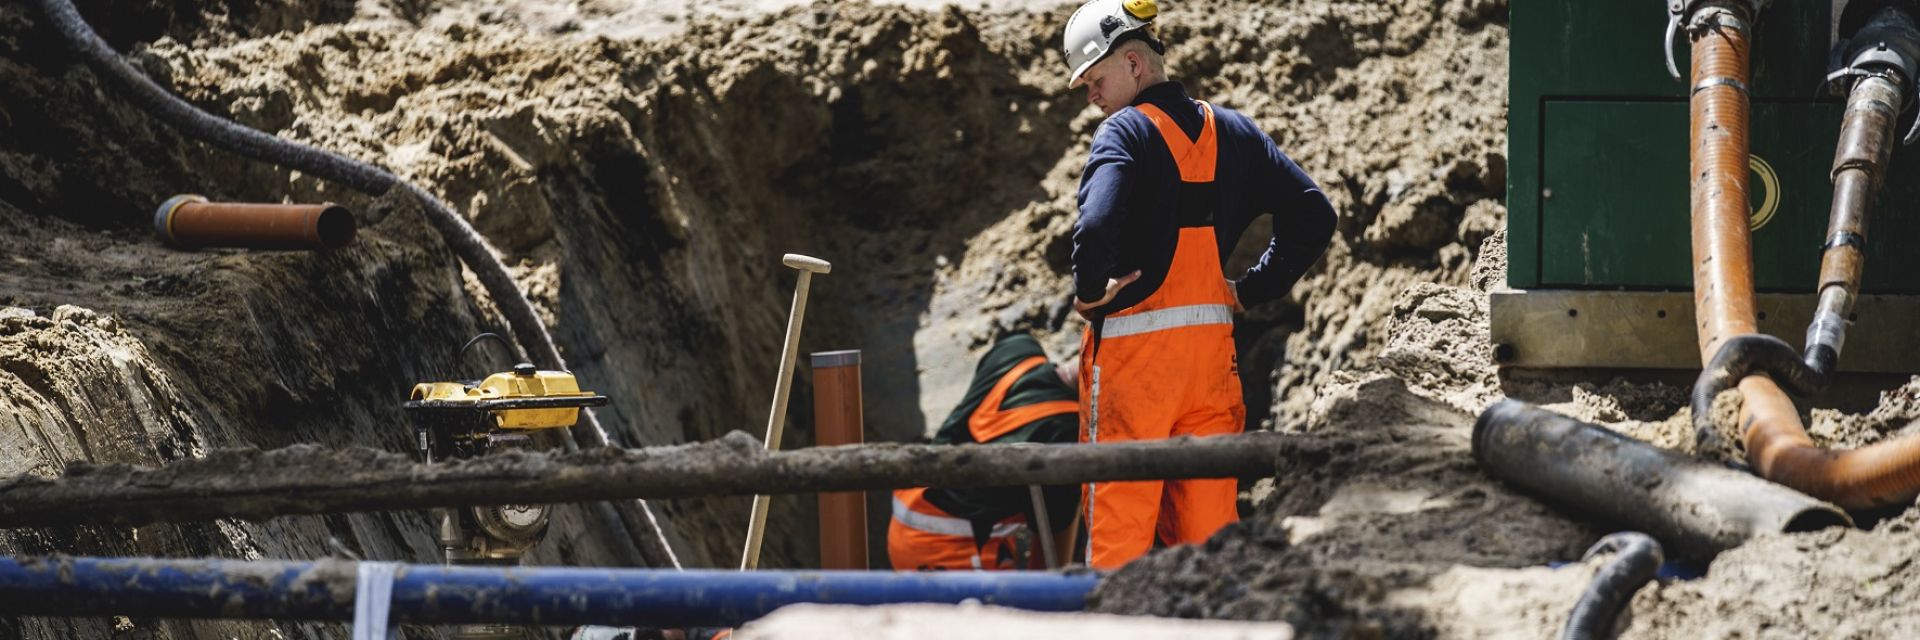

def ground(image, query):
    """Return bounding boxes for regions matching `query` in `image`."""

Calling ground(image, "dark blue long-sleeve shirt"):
[1073,82,1335,315]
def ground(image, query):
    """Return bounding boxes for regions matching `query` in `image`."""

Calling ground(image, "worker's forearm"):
[1236,189,1335,307]
[1072,160,1131,303]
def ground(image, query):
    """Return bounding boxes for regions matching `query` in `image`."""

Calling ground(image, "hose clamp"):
[1825,64,1920,145]
[1824,230,1868,252]
[1692,76,1750,96]
[1851,45,1917,83]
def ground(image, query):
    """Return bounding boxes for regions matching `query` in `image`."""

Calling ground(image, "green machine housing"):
[1496,1,1920,372]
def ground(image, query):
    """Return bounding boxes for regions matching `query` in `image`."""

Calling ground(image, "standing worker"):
[889,334,1083,571]
[1061,0,1336,569]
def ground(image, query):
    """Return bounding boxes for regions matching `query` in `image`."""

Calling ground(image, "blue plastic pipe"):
[0,556,1097,627]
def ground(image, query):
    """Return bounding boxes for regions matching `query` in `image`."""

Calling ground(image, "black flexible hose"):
[1559,532,1664,640]
[28,0,681,568]
[1691,334,1830,455]
[29,0,545,366]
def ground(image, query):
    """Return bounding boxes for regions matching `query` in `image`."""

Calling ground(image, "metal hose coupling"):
[1827,3,1920,144]
[1665,0,1770,81]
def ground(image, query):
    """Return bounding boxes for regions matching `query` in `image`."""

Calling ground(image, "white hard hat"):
[1062,0,1160,88]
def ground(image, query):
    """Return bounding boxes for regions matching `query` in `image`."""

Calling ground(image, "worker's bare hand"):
[1227,278,1244,313]
[1074,270,1142,320]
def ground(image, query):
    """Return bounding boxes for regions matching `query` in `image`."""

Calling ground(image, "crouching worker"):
[890,334,1083,571]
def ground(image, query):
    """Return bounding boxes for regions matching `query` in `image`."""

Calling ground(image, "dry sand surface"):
[3,0,1920,638]
[734,603,1297,639]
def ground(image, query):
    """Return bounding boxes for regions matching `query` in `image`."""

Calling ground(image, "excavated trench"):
[23,1,1920,639]
[0,3,1161,636]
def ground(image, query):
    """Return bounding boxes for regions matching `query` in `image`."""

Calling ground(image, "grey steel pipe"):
[154,195,356,250]
[1473,400,1850,560]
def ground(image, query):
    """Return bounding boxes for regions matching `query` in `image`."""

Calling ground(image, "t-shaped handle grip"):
[783,254,832,274]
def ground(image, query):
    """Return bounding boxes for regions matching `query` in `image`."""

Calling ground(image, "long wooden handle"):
[741,264,821,570]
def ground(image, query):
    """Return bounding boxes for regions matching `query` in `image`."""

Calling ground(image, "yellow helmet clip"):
[1123,0,1158,21]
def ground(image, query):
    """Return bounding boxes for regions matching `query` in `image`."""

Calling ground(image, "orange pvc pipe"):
[811,350,869,569]
[1688,7,1920,510]
[154,194,356,250]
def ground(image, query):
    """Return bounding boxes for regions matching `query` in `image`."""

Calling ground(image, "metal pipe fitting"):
[1473,400,1850,561]
[1665,0,1768,80]
[0,556,1097,627]
[154,195,356,250]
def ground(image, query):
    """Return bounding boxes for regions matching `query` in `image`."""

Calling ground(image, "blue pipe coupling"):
[0,556,1097,627]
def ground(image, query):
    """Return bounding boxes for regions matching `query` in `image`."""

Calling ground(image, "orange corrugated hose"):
[1688,8,1756,358]
[1689,4,1920,510]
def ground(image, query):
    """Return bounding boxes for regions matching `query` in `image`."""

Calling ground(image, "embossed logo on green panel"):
[1750,154,1780,230]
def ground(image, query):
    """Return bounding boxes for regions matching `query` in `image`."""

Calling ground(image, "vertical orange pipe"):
[811,350,868,569]
[1688,6,1757,362]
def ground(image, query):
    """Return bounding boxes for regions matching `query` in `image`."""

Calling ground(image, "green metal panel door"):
[1510,0,1920,294]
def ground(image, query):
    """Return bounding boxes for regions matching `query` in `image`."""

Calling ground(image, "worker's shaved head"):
[1080,36,1170,115]
[1115,38,1165,75]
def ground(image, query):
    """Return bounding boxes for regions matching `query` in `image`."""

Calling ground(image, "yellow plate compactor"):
[402,337,608,563]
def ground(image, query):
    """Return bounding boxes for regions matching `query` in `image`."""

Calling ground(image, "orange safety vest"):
[1077,100,1245,570]
[889,357,1076,571]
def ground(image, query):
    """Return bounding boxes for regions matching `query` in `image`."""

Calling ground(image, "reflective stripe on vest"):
[1100,303,1233,339]
[891,496,1026,538]
[969,355,1078,443]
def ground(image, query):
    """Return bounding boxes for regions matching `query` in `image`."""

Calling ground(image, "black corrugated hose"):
[29,0,681,569]
[1690,333,1828,455]
[1559,532,1664,640]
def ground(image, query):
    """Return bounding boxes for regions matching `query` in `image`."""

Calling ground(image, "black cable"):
[29,0,681,568]
[1560,532,1664,640]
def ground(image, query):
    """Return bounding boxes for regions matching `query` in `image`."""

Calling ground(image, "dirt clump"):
[1091,282,1600,638]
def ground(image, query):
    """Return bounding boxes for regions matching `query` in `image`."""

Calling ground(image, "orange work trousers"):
[887,487,1032,571]
[1076,100,1245,570]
